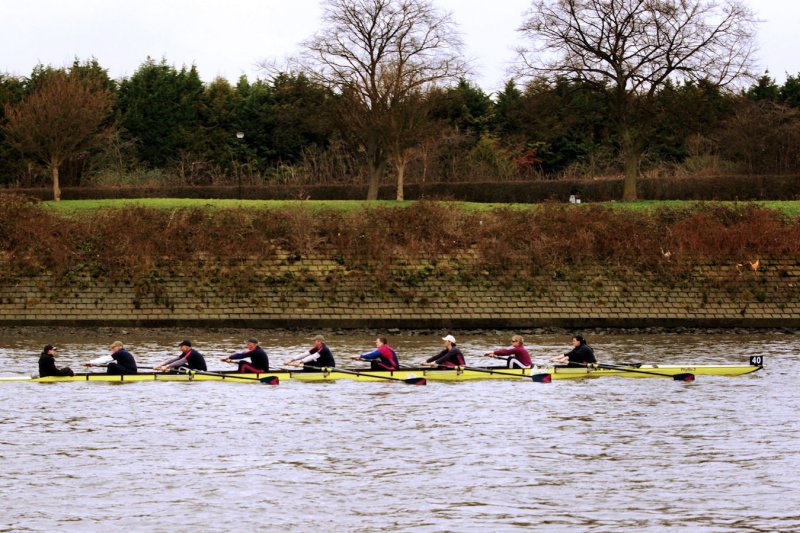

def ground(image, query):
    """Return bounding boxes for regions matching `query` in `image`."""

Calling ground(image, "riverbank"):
[2,195,799,328]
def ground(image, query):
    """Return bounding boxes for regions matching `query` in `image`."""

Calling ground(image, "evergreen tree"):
[494,79,524,138]
[746,73,781,102]
[117,58,204,167]
[0,74,27,184]
[429,78,494,135]
[199,77,243,178]
[779,74,800,108]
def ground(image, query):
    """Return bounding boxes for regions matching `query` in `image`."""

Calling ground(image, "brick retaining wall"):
[1,257,798,328]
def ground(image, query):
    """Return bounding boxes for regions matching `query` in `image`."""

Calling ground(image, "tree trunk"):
[366,167,379,200]
[622,151,638,201]
[621,128,639,201]
[395,158,406,201]
[50,159,61,202]
[366,158,384,201]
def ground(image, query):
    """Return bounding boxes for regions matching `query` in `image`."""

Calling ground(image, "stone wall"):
[1,256,798,328]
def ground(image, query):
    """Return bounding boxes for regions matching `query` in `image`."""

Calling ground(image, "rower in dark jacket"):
[549,335,597,367]
[38,344,74,377]
[154,340,207,372]
[420,335,465,368]
[85,341,137,374]
[283,335,335,371]
[222,337,269,373]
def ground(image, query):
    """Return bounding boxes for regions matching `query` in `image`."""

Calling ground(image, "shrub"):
[2,194,799,297]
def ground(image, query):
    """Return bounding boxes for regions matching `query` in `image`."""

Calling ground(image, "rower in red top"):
[221,337,269,373]
[419,335,465,368]
[352,336,399,370]
[484,334,532,369]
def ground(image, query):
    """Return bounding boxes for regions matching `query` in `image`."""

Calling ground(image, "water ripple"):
[0,331,798,531]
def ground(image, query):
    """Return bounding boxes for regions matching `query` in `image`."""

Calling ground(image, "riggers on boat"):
[0,357,764,383]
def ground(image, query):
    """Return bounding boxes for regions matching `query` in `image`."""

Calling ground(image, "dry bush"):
[663,204,800,261]
[2,194,799,295]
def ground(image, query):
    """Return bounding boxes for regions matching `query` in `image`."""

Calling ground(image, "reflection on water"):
[0,328,798,531]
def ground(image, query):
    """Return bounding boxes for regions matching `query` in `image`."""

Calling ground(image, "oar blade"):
[260,376,280,385]
[673,373,695,382]
[404,377,427,385]
[532,373,552,383]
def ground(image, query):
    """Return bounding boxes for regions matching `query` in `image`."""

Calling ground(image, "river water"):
[0,328,797,532]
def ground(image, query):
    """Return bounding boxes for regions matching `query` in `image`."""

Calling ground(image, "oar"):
[479,356,554,383]
[577,361,695,381]
[180,368,280,385]
[306,366,426,385]
[399,363,552,383]
[460,365,554,383]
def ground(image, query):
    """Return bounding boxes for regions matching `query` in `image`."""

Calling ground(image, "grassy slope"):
[42,198,800,217]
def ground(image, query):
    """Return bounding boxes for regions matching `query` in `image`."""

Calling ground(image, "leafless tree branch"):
[515,0,758,199]
[296,0,467,199]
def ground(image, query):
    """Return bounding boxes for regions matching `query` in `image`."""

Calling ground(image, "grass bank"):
[41,198,800,218]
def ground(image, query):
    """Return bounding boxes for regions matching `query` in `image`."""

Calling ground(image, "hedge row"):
[6,174,800,202]
[3,194,799,279]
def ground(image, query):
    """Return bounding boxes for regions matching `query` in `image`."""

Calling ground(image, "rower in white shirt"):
[84,341,138,375]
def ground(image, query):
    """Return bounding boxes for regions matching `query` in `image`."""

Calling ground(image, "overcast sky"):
[2,0,798,93]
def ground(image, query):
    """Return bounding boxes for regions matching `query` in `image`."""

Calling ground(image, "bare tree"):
[387,92,428,200]
[517,0,757,200]
[300,0,466,200]
[3,70,113,201]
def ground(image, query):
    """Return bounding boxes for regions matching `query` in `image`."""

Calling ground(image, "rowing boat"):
[0,357,764,383]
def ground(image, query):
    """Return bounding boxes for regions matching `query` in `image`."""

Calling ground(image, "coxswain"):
[419,335,465,368]
[484,334,532,369]
[352,336,399,370]
[549,335,597,367]
[85,340,138,375]
[154,340,207,372]
[38,344,74,377]
[221,337,269,373]
[283,335,335,371]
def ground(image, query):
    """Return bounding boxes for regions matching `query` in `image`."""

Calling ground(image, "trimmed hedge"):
[6,174,800,202]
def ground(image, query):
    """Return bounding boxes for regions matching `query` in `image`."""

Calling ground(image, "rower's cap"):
[442,334,456,344]
[179,340,192,347]
[246,337,258,345]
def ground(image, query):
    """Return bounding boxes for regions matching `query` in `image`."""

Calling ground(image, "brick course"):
[0,258,798,328]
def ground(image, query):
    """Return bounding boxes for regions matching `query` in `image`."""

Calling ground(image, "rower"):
[484,334,532,369]
[85,340,138,375]
[419,335,465,368]
[38,344,74,377]
[352,336,399,370]
[549,335,597,367]
[154,340,208,372]
[221,337,269,373]
[283,335,335,371]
